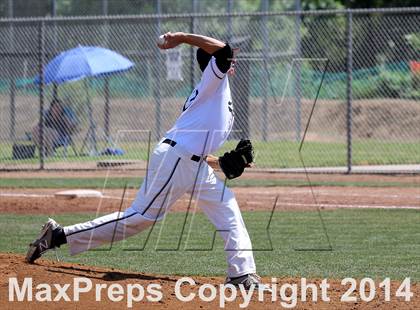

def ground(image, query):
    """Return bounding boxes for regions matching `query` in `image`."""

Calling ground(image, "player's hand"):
[157,32,185,49]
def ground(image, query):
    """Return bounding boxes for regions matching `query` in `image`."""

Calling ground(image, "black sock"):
[52,227,67,248]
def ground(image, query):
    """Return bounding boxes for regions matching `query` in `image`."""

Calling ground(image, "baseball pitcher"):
[26,32,262,289]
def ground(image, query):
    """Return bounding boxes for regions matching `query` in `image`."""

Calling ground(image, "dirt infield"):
[0,253,418,309]
[0,183,419,214]
[1,170,419,215]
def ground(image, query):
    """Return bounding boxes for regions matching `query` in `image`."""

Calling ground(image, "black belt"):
[162,139,201,162]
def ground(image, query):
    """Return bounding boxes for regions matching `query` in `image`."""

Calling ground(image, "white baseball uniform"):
[64,50,256,278]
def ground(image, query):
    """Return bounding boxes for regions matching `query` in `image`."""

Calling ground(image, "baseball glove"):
[219,139,254,179]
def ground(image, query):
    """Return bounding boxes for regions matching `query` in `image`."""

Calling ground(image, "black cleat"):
[25,218,61,263]
[225,273,264,290]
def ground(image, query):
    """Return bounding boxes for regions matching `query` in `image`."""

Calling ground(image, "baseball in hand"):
[157,35,166,46]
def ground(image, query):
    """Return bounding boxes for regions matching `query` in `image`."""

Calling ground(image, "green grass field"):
[0,176,418,189]
[2,209,419,281]
[1,140,419,168]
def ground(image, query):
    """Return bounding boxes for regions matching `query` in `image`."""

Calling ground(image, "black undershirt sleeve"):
[196,48,212,72]
[196,43,233,73]
[212,43,233,74]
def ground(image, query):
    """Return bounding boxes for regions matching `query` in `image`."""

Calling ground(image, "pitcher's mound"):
[0,253,418,309]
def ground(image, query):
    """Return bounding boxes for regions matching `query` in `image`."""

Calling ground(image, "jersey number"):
[183,89,199,112]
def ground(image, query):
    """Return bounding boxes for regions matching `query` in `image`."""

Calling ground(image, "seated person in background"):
[32,99,77,157]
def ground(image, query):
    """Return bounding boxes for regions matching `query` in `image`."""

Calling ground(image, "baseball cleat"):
[225,273,270,291]
[25,218,61,263]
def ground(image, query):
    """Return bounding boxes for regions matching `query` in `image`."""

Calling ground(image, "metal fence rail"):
[0,8,419,172]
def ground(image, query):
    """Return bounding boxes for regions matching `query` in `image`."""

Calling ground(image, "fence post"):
[227,0,233,40]
[38,21,46,169]
[51,0,56,15]
[102,1,111,141]
[101,0,108,15]
[104,78,110,139]
[153,0,162,140]
[189,0,198,91]
[261,0,269,141]
[345,10,353,173]
[9,80,16,142]
[294,0,302,142]
[7,0,16,142]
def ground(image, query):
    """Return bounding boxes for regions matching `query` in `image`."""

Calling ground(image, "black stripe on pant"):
[66,157,181,237]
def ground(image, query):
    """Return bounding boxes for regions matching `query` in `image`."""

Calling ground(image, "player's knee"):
[140,206,168,222]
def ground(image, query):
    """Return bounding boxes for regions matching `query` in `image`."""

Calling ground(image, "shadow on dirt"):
[45,265,177,282]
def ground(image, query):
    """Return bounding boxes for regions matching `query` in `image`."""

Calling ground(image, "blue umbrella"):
[36,45,134,84]
[35,45,134,156]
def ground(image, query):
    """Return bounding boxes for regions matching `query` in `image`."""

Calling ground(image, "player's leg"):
[26,143,192,262]
[63,143,192,255]
[193,164,256,279]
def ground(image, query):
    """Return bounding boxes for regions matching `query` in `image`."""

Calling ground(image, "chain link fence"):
[0,8,419,172]
[0,0,303,17]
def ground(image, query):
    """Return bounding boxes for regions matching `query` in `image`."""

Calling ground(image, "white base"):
[54,189,103,200]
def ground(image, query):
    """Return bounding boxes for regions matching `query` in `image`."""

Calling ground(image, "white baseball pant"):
[64,140,256,277]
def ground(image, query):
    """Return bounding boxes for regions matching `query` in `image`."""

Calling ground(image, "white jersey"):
[165,56,234,155]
